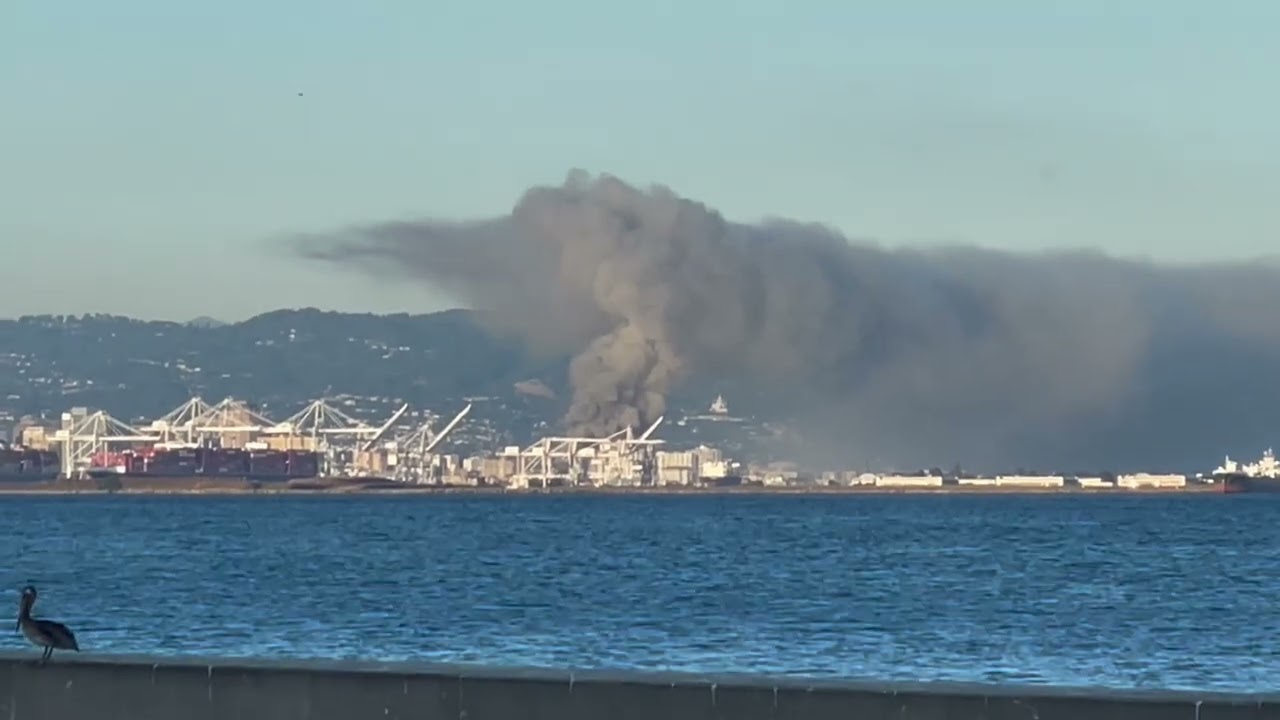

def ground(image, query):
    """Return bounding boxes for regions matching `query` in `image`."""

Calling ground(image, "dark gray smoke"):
[295,170,1280,470]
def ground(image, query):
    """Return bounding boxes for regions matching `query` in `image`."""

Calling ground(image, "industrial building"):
[1116,473,1187,489]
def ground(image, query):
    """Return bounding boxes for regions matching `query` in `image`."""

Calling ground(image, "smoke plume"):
[295,170,1280,470]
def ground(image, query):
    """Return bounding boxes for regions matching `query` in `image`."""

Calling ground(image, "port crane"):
[266,398,411,476]
[145,396,212,443]
[63,395,473,482]
[510,416,664,487]
[391,403,473,483]
[53,410,160,478]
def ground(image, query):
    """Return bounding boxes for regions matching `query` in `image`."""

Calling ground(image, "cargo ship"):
[1213,449,1280,494]
[85,445,320,481]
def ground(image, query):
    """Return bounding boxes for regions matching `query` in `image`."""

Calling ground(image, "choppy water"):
[1,493,1277,692]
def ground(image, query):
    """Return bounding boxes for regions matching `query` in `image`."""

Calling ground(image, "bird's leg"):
[40,647,50,665]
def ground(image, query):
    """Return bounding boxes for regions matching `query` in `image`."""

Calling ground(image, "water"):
[1,492,1277,692]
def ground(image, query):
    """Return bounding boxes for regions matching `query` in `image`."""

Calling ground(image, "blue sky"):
[2,0,1277,320]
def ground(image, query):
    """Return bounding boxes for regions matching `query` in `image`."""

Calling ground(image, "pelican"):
[15,585,80,663]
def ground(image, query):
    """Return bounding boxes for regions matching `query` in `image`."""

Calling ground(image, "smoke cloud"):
[295,170,1280,471]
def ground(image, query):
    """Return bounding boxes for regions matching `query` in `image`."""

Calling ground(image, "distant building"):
[875,475,943,488]
[994,475,1065,488]
[1116,473,1186,489]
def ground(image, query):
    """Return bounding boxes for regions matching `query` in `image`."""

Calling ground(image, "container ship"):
[1212,449,1280,494]
[86,446,320,481]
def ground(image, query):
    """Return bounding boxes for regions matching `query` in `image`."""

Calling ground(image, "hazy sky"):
[3,0,1277,321]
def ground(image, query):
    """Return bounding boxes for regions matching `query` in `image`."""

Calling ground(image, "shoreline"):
[0,483,1225,497]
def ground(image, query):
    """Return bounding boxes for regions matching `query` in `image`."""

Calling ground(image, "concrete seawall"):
[1,652,1276,719]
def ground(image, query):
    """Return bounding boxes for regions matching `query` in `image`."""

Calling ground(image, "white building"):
[875,475,943,488]
[1116,473,1186,489]
[995,475,1065,488]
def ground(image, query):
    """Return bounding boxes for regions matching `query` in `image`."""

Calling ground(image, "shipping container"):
[90,451,129,469]
[197,448,250,475]
[124,453,144,474]
[285,451,320,478]
[143,452,200,475]
[248,450,289,478]
[0,447,59,481]
[37,451,58,471]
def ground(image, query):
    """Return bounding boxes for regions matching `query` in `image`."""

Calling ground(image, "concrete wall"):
[1,651,1277,719]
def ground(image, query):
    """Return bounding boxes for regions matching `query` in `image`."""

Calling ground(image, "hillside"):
[5,307,1274,473]
[0,309,581,453]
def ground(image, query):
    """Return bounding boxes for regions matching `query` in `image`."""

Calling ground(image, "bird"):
[15,585,80,664]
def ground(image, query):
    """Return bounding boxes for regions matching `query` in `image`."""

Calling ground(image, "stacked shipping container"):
[83,447,322,480]
[0,448,60,481]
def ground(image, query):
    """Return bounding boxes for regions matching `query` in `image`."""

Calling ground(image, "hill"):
[0,309,581,453]
[5,307,1275,473]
